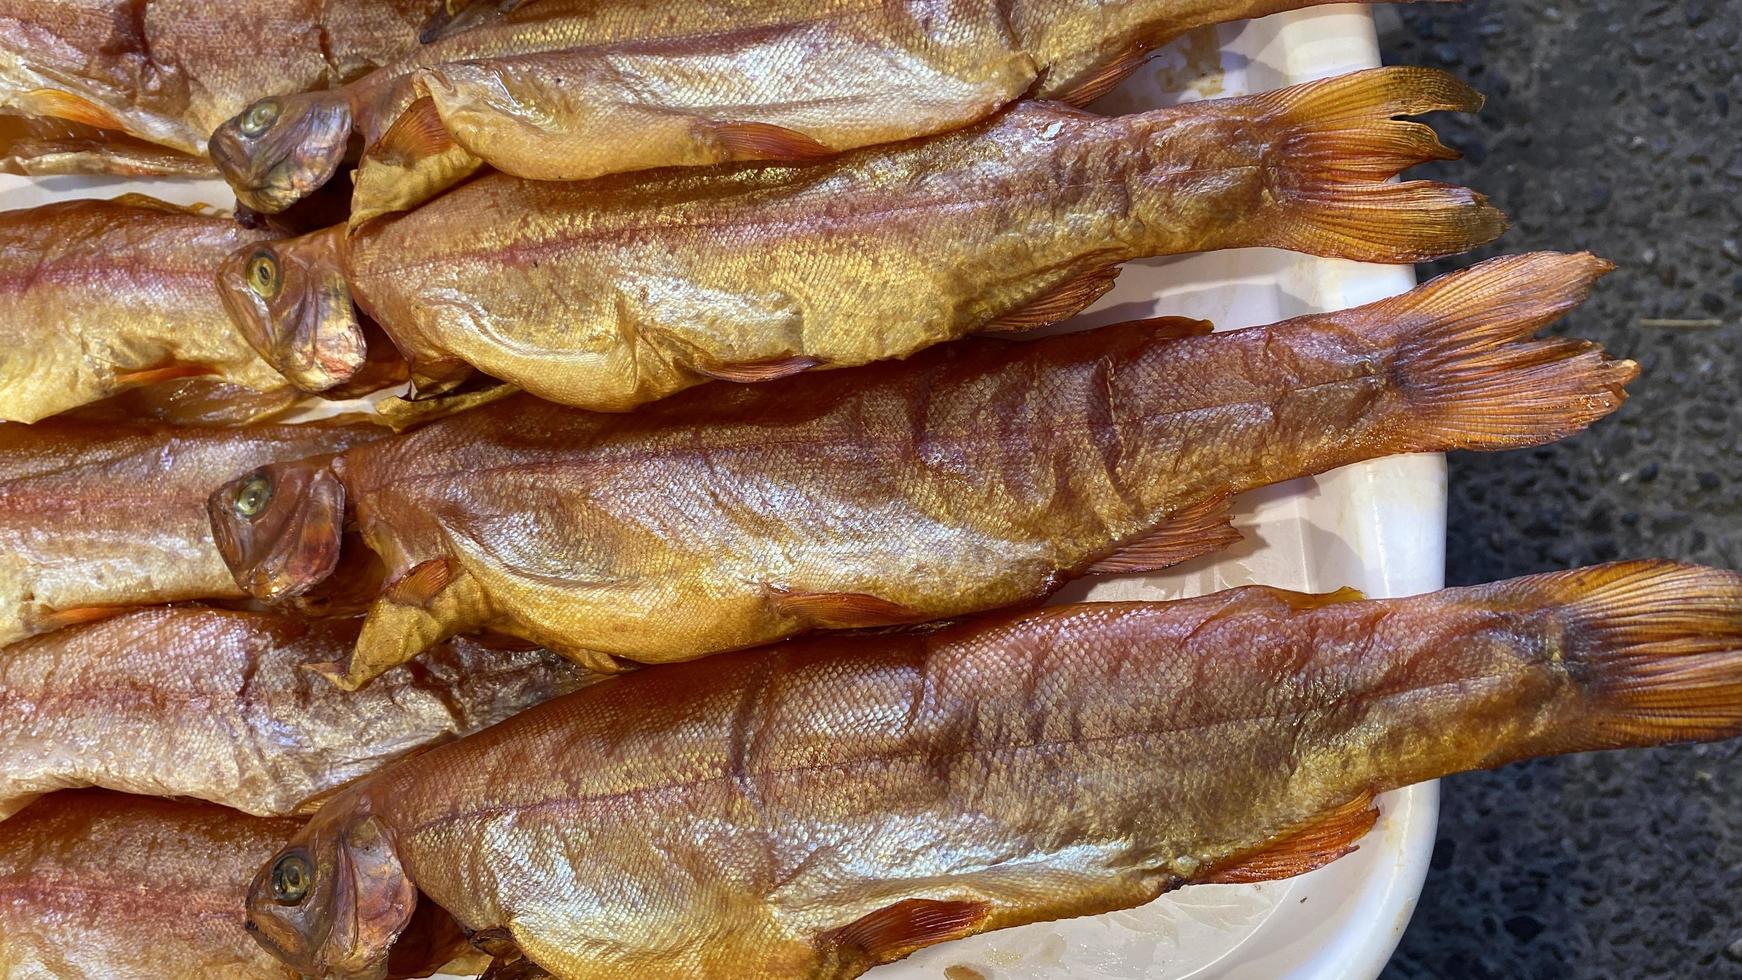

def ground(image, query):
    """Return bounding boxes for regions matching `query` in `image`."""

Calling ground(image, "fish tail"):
[1244,66,1507,261]
[1366,251,1638,453]
[1491,561,1742,748]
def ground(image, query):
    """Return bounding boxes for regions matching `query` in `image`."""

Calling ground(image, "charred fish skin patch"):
[257,562,1742,978]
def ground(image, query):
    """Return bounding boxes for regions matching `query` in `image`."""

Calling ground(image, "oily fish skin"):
[254,67,1500,411]
[213,0,1395,217]
[0,416,382,648]
[243,562,1742,979]
[0,791,485,980]
[0,196,294,424]
[0,0,440,173]
[0,607,597,821]
[207,252,1635,688]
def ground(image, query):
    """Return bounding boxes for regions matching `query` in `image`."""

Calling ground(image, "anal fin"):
[712,121,836,163]
[767,587,926,630]
[824,898,991,966]
[1130,315,1216,342]
[1198,791,1379,885]
[1086,496,1241,576]
[694,355,822,385]
[981,264,1122,334]
[1054,46,1152,108]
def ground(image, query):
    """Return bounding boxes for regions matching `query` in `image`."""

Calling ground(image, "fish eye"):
[269,851,313,905]
[246,251,281,299]
[240,100,281,137]
[233,473,273,519]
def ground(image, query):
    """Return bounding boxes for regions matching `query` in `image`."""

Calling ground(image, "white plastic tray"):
[0,6,1442,978]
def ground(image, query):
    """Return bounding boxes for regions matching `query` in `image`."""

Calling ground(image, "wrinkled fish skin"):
[208,0,1416,215]
[0,196,291,424]
[208,253,1634,689]
[0,607,597,820]
[0,0,442,174]
[244,561,1742,979]
[230,68,1499,411]
[0,416,381,647]
[0,791,304,980]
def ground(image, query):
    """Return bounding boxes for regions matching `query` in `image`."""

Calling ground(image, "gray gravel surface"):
[1374,1,1742,977]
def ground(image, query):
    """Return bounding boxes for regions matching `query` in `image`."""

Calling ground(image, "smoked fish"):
[0,0,443,176]
[0,196,292,424]
[221,67,1505,409]
[208,252,1637,689]
[207,0,1454,218]
[0,791,480,979]
[0,416,382,647]
[0,607,595,821]
[241,561,1742,979]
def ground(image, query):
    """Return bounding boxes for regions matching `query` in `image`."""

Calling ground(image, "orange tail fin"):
[1353,251,1638,453]
[1485,561,1742,748]
[1243,66,1507,261]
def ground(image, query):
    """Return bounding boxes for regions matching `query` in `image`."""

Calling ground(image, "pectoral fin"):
[17,89,126,131]
[693,356,822,385]
[1085,496,1241,576]
[711,121,836,163]
[980,264,1122,334]
[766,587,927,629]
[825,898,991,965]
[111,361,216,389]
[1197,791,1379,885]
[307,558,491,691]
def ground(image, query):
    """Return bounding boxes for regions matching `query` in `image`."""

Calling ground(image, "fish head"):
[218,227,368,393]
[209,456,348,600]
[246,796,415,980]
[211,91,353,214]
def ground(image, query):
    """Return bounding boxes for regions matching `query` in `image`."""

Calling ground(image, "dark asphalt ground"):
[1373,1,1742,977]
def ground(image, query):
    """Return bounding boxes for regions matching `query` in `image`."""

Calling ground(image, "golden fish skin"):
[0,607,596,821]
[0,792,306,980]
[0,791,482,980]
[0,0,442,175]
[0,195,294,424]
[208,252,1636,689]
[208,0,1433,216]
[225,67,1502,410]
[0,416,381,648]
[243,560,1742,979]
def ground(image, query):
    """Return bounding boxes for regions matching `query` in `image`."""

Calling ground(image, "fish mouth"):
[211,91,354,214]
[216,229,368,394]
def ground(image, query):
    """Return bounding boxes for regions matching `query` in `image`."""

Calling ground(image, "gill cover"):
[209,457,348,600]
[210,91,354,213]
[245,796,416,979]
[218,226,368,393]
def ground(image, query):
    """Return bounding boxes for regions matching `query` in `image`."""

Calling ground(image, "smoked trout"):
[0,790,481,979]
[208,252,1637,689]
[0,416,382,647]
[241,561,1742,978]
[207,0,1455,218]
[221,67,1505,409]
[0,195,293,424]
[0,607,595,821]
[0,0,443,176]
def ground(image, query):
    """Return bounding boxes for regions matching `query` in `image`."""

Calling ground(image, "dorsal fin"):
[711,121,835,163]
[1085,495,1240,576]
[981,264,1122,334]
[1053,45,1152,108]
[1197,791,1379,885]
[825,898,991,965]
